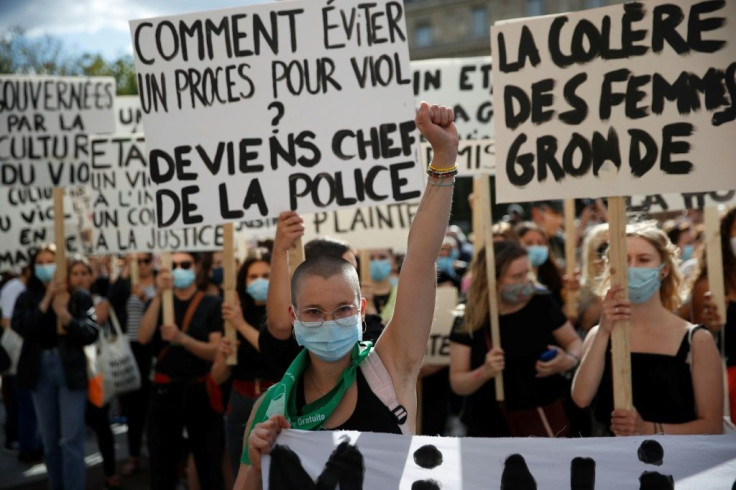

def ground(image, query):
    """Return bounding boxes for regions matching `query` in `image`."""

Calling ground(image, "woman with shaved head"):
[234,102,458,489]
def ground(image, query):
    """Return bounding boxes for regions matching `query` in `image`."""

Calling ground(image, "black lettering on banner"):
[268,441,364,490]
[628,129,658,177]
[537,135,564,183]
[637,440,664,466]
[713,62,736,126]
[412,69,441,95]
[138,72,168,113]
[591,128,622,176]
[688,0,726,53]
[507,133,534,186]
[531,79,555,125]
[501,454,537,490]
[660,122,694,174]
[497,26,540,74]
[652,4,688,54]
[559,73,588,125]
[570,457,595,490]
[504,86,530,131]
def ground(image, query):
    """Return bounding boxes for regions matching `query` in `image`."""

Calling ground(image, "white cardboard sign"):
[491,1,736,203]
[129,0,423,230]
[424,286,459,365]
[0,75,116,187]
[628,190,736,214]
[263,430,736,489]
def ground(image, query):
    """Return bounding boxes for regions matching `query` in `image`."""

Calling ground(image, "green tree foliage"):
[0,25,138,94]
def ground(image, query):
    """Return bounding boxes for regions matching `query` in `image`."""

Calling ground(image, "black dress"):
[594,326,702,431]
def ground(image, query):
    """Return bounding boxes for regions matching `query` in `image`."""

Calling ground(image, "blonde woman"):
[577,223,609,333]
[571,223,723,436]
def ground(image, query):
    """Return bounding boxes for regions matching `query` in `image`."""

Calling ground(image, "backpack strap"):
[157,291,205,363]
[360,349,411,435]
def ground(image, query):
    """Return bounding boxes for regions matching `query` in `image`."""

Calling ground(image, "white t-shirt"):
[0,278,26,320]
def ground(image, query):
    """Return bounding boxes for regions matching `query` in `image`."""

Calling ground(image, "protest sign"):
[263,430,736,489]
[412,56,494,140]
[628,190,736,214]
[0,75,116,187]
[424,287,458,365]
[114,95,144,134]
[129,0,423,230]
[88,134,278,253]
[302,201,419,250]
[422,139,494,176]
[491,1,736,204]
[0,186,91,269]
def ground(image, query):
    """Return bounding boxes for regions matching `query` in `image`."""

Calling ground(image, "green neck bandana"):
[241,341,372,464]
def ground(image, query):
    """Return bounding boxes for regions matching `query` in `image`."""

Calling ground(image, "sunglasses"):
[138,257,152,265]
[172,261,193,270]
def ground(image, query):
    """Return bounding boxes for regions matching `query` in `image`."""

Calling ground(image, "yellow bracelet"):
[428,164,458,174]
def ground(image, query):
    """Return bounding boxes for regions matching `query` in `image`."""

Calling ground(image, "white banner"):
[263,430,736,489]
[0,187,92,269]
[0,75,116,187]
[114,95,143,135]
[129,0,423,230]
[424,287,458,365]
[491,1,736,203]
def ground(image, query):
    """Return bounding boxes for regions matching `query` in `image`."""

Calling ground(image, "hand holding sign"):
[600,286,632,334]
[247,414,291,473]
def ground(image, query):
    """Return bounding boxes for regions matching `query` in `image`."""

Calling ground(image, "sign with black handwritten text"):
[0,187,92,269]
[88,134,278,253]
[0,75,116,187]
[422,139,494,176]
[263,430,736,489]
[424,287,458,365]
[628,190,736,214]
[412,56,493,140]
[114,95,143,134]
[129,0,422,230]
[491,1,736,203]
[301,201,419,250]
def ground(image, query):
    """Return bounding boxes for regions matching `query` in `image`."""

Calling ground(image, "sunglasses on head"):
[138,257,152,265]
[172,261,193,270]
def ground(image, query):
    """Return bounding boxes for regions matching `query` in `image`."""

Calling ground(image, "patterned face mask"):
[499,281,535,305]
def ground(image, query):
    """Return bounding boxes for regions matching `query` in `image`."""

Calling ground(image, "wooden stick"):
[129,253,140,287]
[53,188,67,335]
[472,176,485,258]
[160,252,175,327]
[563,198,579,320]
[479,176,504,401]
[607,197,633,410]
[288,237,305,278]
[704,207,726,329]
[360,249,372,287]
[223,223,238,366]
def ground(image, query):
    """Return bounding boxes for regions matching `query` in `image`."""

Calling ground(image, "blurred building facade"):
[405,0,619,59]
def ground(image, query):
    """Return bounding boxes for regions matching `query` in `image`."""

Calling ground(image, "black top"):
[231,302,281,381]
[594,326,702,429]
[152,293,223,378]
[724,301,735,368]
[450,292,568,436]
[12,288,99,390]
[295,368,402,434]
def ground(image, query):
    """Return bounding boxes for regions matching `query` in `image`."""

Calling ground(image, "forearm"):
[656,417,723,435]
[211,356,231,385]
[450,368,494,396]
[571,332,609,407]
[138,296,161,344]
[235,319,261,351]
[266,248,293,340]
[180,334,219,362]
[234,465,261,490]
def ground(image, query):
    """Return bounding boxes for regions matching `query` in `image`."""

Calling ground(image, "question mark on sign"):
[268,102,285,134]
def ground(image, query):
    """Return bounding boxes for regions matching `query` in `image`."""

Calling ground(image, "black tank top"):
[724,301,735,367]
[594,326,703,428]
[296,368,402,434]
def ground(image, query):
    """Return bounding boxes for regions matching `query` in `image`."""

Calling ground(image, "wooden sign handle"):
[563,198,579,320]
[472,176,485,258]
[223,223,238,366]
[129,253,140,287]
[607,197,633,410]
[288,237,305,278]
[703,207,726,328]
[479,176,504,402]
[53,188,67,335]
[160,253,175,327]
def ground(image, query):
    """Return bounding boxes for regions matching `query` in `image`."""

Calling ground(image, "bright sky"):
[0,0,271,60]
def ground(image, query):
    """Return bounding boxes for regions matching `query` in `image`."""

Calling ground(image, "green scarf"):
[241,341,372,464]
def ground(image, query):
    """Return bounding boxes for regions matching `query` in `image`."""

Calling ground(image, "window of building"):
[416,24,432,47]
[472,6,488,38]
[526,0,545,16]
[585,0,605,7]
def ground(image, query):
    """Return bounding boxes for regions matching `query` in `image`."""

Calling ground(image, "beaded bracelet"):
[427,164,458,179]
[428,179,455,187]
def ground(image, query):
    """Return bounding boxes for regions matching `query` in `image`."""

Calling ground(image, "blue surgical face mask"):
[35,264,56,283]
[172,268,196,289]
[449,248,460,261]
[246,278,269,302]
[437,256,455,275]
[210,267,224,286]
[627,264,664,304]
[370,259,392,282]
[526,245,549,268]
[293,313,362,362]
[680,244,694,262]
